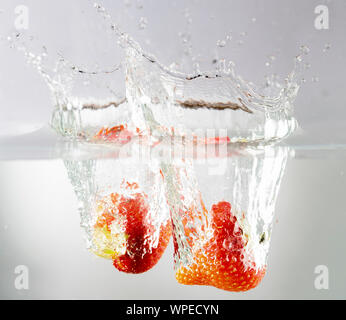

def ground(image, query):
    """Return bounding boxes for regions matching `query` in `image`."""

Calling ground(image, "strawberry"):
[92,183,172,274]
[175,201,266,292]
[93,124,133,144]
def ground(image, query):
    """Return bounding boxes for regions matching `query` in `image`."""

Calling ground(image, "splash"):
[7,32,130,140]
[7,3,308,144]
[93,3,305,144]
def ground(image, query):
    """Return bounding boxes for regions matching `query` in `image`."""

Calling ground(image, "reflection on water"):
[64,139,289,292]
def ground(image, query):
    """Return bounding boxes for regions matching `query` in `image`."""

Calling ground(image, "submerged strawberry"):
[92,184,172,274]
[175,201,266,292]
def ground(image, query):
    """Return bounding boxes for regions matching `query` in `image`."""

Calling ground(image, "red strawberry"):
[175,201,266,291]
[93,124,133,144]
[92,184,172,274]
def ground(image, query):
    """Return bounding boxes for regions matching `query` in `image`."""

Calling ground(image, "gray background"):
[0,0,345,299]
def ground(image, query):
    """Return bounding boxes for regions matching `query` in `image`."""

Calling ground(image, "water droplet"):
[183,8,193,24]
[237,40,244,46]
[94,3,104,11]
[179,32,191,44]
[304,62,311,69]
[193,62,200,73]
[300,45,310,55]
[228,61,235,69]
[216,59,226,72]
[138,17,148,30]
[169,62,178,71]
[136,0,143,9]
[311,76,319,83]
[323,43,331,52]
[226,34,232,41]
[216,40,226,48]
[251,17,257,23]
[222,238,232,250]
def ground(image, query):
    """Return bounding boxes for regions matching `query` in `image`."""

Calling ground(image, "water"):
[60,135,289,290]
[1,149,346,298]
